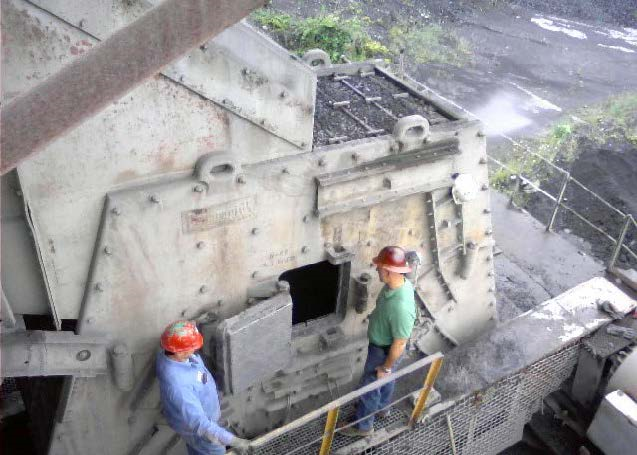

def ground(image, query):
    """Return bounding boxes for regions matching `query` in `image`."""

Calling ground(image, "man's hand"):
[375,366,391,379]
[228,436,250,454]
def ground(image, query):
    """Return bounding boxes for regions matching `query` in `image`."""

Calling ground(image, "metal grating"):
[251,343,580,455]
[313,71,452,147]
[366,343,580,454]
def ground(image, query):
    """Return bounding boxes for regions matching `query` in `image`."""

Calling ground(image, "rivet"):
[236,175,246,184]
[479,157,487,164]
[483,208,491,214]
[318,158,326,167]
[222,99,228,105]
[179,75,185,82]
[251,228,259,235]
[196,241,205,249]
[489,301,495,307]
[279,90,288,98]
[481,184,489,191]
[488,271,494,277]
[477,131,485,137]
[79,19,86,28]
[111,207,121,216]
[94,282,104,292]
[200,43,208,51]
[149,194,161,203]
[251,271,259,279]
[193,185,204,193]
[260,119,266,126]
[301,246,309,254]
[303,215,310,223]
[486,255,492,262]
[281,167,289,174]
[103,246,112,255]
[199,285,208,294]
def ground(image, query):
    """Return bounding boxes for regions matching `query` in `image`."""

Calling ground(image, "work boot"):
[338,425,374,438]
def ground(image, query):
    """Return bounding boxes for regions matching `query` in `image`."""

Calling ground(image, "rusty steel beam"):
[0,0,267,175]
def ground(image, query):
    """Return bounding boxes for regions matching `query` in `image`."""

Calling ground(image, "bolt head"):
[111,207,121,216]
[251,227,259,235]
[103,246,112,255]
[301,246,309,253]
[149,194,160,203]
[479,157,487,164]
[199,285,208,294]
[303,215,310,223]
[196,241,205,249]
[481,184,489,191]
[351,153,359,162]
[318,158,326,167]
[94,282,104,292]
[251,271,259,279]
[193,185,204,193]
[236,175,246,184]
[483,208,491,214]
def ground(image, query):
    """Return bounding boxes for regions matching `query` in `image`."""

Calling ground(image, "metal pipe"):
[318,407,340,455]
[546,172,570,232]
[352,273,371,314]
[608,214,634,270]
[0,0,267,175]
[409,356,444,426]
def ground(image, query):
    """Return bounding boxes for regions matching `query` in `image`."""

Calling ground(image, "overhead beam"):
[1,330,107,378]
[0,0,267,175]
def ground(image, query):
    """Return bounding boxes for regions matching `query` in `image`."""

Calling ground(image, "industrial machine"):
[1,1,635,454]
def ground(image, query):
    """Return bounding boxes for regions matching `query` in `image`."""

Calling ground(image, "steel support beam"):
[1,330,107,377]
[0,0,267,175]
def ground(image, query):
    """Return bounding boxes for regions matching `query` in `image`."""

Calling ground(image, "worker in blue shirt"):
[156,320,250,455]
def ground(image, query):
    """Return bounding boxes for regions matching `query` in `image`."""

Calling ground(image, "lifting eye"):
[210,163,234,174]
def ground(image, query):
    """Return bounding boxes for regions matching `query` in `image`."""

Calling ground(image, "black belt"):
[370,343,391,354]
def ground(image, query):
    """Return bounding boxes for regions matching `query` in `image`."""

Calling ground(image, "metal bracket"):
[1,330,107,378]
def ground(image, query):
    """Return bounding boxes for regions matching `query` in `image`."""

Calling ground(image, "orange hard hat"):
[160,320,204,353]
[372,246,412,273]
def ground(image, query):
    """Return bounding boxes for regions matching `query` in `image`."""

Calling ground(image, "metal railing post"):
[546,171,570,232]
[409,357,444,426]
[608,214,634,270]
[318,407,340,455]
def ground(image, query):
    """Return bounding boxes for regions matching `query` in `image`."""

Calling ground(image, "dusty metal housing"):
[2,0,496,452]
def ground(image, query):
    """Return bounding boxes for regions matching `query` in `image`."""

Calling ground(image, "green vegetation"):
[251,10,389,62]
[251,8,471,66]
[388,23,472,66]
[489,93,637,192]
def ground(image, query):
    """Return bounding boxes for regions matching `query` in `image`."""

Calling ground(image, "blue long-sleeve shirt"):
[156,351,234,447]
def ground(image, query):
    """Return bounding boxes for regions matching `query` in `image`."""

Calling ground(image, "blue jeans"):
[354,344,399,431]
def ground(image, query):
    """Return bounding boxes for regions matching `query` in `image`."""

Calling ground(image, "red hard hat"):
[160,320,204,353]
[372,246,412,273]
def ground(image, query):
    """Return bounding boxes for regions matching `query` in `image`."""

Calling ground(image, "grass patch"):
[388,23,472,66]
[251,10,389,62]
[489,92,637,192]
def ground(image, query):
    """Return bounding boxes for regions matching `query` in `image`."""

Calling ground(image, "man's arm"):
[376,338,407,378]
[164,386,235,445]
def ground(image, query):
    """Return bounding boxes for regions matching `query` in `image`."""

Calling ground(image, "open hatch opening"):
[280,260,343,325]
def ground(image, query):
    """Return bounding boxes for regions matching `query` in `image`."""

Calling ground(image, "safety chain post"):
[607,214,634,270]
[546,171,570,232]
[409,357,444,426]
[318,407,340,455]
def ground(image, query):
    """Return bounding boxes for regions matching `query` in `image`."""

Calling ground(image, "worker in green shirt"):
[341,246,416,437]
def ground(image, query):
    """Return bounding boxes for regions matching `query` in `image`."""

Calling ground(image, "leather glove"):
[228,436,250,454]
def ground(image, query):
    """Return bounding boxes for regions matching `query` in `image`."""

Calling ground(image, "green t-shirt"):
[367,279,416,347]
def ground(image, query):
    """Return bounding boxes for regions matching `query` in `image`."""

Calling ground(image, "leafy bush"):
[251,10,389,62]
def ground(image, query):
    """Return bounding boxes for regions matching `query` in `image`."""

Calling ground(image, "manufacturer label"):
[182,197,255,232]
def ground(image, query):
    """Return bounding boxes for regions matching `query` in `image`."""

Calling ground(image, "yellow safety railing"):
[249,352,444,455]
